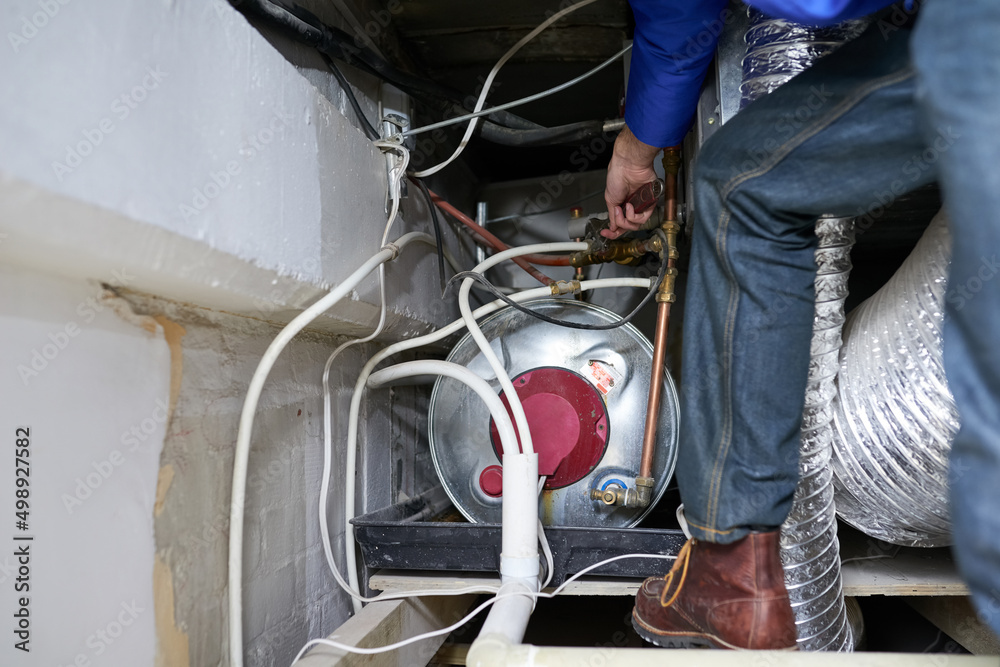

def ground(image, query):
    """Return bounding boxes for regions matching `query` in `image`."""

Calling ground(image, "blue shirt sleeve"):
[751,0,894,25]
[625,0,894,148]
[624,0,729,148]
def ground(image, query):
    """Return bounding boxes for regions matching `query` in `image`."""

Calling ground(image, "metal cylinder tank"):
[428,299,679,527]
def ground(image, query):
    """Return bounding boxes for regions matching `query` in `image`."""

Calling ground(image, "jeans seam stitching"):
[719,66,916,199]
[703,65,915,533]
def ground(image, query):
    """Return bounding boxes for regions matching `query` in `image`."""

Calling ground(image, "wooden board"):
[907,597,1000,655]
[295,594,477,667]
[370,546,967,599]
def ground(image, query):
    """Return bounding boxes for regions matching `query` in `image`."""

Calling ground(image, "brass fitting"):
[550,280,582,296]
[591,486,628,506]
[657,267,678,303]
[589,476,656,509]
[570,236,662,268]
[662,147,681,176]
[661,220,681,261]
[634,476,655,507]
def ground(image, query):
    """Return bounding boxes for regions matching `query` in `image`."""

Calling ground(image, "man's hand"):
[603,125,661,239]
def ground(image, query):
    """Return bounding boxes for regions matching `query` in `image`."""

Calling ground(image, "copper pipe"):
[425,188,571,268]
[638,146,681,479]
[640,301,671,478]
[664,150,679,223]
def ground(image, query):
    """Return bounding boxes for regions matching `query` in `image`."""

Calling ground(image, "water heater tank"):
[428,299,679,527]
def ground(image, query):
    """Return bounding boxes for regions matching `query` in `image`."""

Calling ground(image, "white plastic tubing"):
[227,231,433,667]
[368,361,519,455]
[339,242,589,605]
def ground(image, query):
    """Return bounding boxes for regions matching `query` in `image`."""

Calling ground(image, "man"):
[604,0,1000,650]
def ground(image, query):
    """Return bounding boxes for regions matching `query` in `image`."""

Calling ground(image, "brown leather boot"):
[632,531,797,650]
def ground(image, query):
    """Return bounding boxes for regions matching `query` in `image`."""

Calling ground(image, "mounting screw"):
[608,379,615,387]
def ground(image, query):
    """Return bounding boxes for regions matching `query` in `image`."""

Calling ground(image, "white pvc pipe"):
[338,276,649,605]
[227,231,433,667]
[465,641,994,667]
[476,579,537,648]
[367,361,518,456]
[500,453,540,580]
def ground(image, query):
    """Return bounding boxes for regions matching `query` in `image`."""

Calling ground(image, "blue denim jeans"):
[677,0,1000,631]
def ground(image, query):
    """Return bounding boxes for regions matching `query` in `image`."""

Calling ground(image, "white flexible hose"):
[319,139,409,614]
[458,242,588,457]
[228,231,433,667]
[402,45,632,140]
[412,0,598,177]
[334,273,643,603]
[368,361,518,453]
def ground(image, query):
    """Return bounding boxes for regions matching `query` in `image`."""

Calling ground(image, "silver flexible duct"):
[739,10,866,651]
[780,217,855,651]
[831,213,956,546]
[740,10,868,108]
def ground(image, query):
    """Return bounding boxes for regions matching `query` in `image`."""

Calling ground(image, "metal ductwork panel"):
[831,213,957,547]
[427,299,679,527]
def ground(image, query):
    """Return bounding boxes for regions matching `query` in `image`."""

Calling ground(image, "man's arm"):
[604,0,894,239]
[605,0,728,238]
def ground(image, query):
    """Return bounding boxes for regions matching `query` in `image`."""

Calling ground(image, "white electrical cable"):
[411,0,600,177]
[458,242,588,458]
[329,276,649,605]
[227,231,434,667]
[368,361,518,451]
[403,44,633,140]
[289,552,676,664]
[319,135,410,614]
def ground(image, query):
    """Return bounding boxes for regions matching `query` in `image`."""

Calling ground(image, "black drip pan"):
[352,490,686,587]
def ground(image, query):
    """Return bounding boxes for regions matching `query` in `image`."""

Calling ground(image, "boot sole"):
[631,609,799,651]
[632,611,720,649]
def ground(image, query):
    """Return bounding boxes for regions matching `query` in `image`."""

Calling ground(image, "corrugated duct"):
[739,9,868,651]
[831,213,956,547]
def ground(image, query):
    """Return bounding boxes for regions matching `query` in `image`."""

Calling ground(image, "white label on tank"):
[581,360,623,397]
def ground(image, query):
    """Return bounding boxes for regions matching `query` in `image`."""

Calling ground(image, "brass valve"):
[589,476,655,509]
[570,235,663,268]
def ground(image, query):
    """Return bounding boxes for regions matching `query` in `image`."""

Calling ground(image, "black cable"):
[412,177,448,293]
[234,0,616,147]
[320,53,379,140]
[446,258,667,331]
[477,119,614,147]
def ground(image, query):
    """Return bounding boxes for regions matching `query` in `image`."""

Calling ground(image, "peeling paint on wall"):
[154,554,191,667]
[153,315,187,420]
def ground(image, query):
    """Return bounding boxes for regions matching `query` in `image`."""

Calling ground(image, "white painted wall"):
[0,266,168,666]
[0,0,466,665]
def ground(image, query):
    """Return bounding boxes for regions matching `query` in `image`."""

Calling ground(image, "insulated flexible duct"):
[780,216,855,651]
[740,10,868,108]
[740,9,866,651]
[831,214,956,546]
